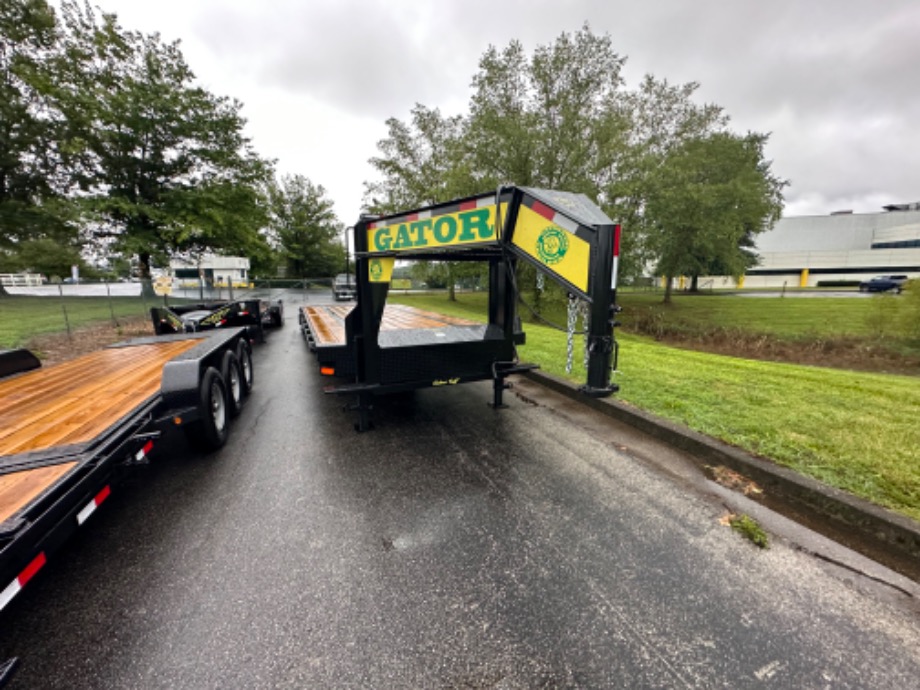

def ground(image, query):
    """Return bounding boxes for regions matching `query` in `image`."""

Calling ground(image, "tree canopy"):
[0,0,303,279]
[365,25,786,302]
[267,174,344,279]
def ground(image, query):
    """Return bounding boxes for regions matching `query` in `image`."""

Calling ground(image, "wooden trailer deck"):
[301,303,483,347]
[0,339,201,524]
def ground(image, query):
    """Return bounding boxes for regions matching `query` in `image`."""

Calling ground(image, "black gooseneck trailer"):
[301,185,621,430]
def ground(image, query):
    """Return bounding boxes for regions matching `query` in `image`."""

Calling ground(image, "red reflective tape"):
[18,553,46,587]
[613,224,621,257]
[142,440,154,456]
[95,485,111,506]
[459,200,476,211]
[405,213,418,221]
[531,200,555,221]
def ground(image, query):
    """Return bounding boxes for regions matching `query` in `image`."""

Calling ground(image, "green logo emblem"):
[536,226,568,265]
[369,259,383,281]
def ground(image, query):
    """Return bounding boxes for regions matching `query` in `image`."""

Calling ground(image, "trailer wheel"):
[221,350,244,417]
[185,367,229,451]
[237,340,254,395]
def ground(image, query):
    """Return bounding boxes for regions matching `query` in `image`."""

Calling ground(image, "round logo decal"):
[369,259,383,281]
[536,226,569,265]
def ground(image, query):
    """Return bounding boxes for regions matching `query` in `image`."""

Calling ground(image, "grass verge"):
[390,292,920,523]
[0,295,177,349]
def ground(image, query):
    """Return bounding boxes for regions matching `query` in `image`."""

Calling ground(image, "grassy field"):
[0,295,161,348]
[392,292,920,522]
[617,290,914,340]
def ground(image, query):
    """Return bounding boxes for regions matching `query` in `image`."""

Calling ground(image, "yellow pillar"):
[737,275,745,289]
[679,276,686,290]
[799,269,809,288]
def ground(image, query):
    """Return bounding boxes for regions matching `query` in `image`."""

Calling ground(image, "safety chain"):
[580,299,590,372]
[566,295,577,374]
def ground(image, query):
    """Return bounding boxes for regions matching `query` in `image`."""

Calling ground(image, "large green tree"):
[364,26,786,302]
[50,1,271,278]
[645,132,785,301]
[0,0,81,275]
[268,174,343,278]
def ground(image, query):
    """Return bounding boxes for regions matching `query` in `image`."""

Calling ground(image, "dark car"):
[332,273,356,301]
[858,275,909,293]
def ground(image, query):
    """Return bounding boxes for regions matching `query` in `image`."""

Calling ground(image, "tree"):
[364,26,786,302]
[645,132,786,301]
[268,174,343,278]
[49,2,272,278]
[0,0,80,270]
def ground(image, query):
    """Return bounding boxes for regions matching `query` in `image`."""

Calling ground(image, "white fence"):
[3,282,143,297]
[0,273,44,287]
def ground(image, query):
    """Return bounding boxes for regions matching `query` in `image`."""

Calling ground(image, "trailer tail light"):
[0,552,47,612]
[320,367,335,376]
[611,224,621,289]
[76,485,112,525]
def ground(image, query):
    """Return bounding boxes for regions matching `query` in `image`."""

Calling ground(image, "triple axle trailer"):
[301,185,621,430]
[0,329,253,685]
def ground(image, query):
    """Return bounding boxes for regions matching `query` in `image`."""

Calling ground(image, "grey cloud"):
[186,0,920,215]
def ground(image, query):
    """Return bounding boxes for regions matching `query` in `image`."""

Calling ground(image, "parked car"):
[332,273,356,301]
[858,275,909,293]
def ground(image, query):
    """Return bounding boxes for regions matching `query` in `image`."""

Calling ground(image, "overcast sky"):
[90,0,920,225]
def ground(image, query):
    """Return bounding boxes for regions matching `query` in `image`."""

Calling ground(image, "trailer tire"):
[185,367,229,451]
[221,350,244,417]
[237,340,254,395]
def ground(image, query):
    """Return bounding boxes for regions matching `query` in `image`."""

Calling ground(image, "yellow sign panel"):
[512,205,590,293]
[367,203,505,254]
[368,256,395,283]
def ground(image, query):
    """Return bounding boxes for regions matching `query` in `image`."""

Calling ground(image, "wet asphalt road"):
[1,292,920,688]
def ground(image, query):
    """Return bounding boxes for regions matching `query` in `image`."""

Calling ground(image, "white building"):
[720,204,920,289]
[168,255,251,288]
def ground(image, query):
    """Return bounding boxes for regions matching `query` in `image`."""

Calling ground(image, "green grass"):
[392,292,920,522]
[0,295,161,348]
[617,291,898,339]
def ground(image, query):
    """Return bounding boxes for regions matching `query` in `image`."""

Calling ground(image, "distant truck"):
[0,329,254,685]
[332,273,356,301]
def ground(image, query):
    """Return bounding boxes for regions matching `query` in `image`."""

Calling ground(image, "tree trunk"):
[139,252,151,279]
[690,274,699,292]
[663,275,673,303]
[448,264,456,301]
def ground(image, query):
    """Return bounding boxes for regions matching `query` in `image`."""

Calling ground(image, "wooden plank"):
[0,339,201,458]
[0,462,77,524]
[302,304,480,347]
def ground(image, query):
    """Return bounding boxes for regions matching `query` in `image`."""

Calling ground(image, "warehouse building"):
[709,203,920,289]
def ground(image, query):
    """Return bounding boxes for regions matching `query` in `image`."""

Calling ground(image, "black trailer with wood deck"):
[151,297,284,341]
[0,329,253,686]
[301,185,621,430]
